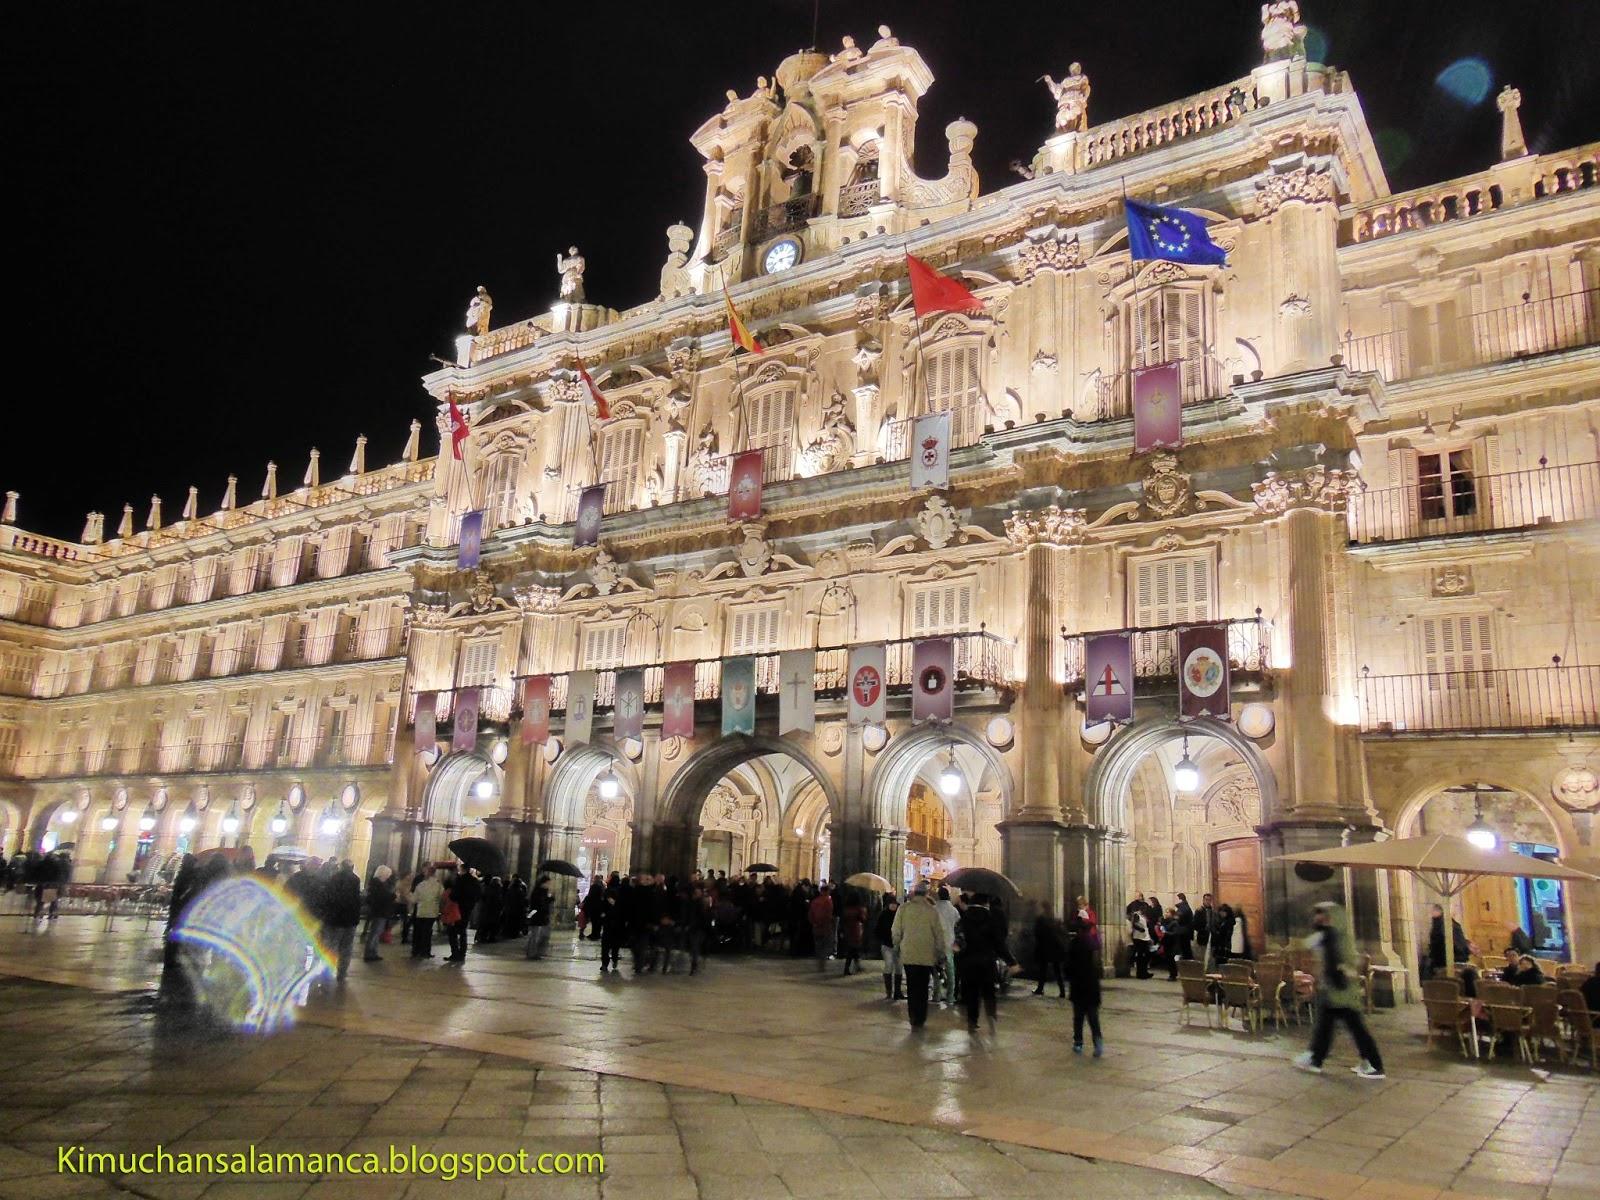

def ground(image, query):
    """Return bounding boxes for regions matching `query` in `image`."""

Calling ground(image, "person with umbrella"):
[525,875,554,959]
[1293,900,1386,1079]
[956,893,1017,1034]
[875,896,903,1001]
[444,867,481,964]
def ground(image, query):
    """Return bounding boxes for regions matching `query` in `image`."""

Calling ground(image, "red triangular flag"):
[576,360,610,420]
[906,253,984,318]
[445,396,469,461]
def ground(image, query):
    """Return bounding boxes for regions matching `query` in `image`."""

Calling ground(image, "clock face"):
[763,238,801,274]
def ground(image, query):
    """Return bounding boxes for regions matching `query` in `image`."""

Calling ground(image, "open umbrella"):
[1271,833,1599,979]
[264,847,311,863]
[449,836,507,878]
[745,863,779,874]
[944,866,1022,904]
[844,871,894,894]
[538,858,583,878]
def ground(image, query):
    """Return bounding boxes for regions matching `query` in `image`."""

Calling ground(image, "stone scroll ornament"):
[1177,623,1231,720]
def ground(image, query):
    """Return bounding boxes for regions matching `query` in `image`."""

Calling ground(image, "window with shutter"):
[598,425,645,513]
[906,581,974,636]
[1416,447,1477,525]
[580,622,627,670]
[487,455,520,530]
[1130,553,1213,626]
[728,603,782,654]
[1133,289,1206,401]
[457,639,500,687]
[1421,613,1496,682]
[925,344,981,443]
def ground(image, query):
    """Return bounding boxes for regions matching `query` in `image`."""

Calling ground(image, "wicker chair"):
[1422,978,1477,1058]
[1254,958,1292,1027]
[1477,981,1534,1062]
[1177,959,1214,1027]
[1220,962,1262,1034]
[1523,985,1562,1062]
[1557,988,1598,1070]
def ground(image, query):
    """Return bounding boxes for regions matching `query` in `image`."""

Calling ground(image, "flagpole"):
[1124,177,1145,432]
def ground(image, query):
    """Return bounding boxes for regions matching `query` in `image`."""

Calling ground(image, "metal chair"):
[1254,958,1292,1027]
[1557,988,1598,1070]
[1177,959,1214,1027]
[1523,985,1562,1062]
[1422,978,1477,1058]
[1478,982,1534,1062]
[1220,962,1262,1034]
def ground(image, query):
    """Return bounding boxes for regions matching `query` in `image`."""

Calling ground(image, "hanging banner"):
[728,450,764,522]
[909,410,951,490]
[662,661,698,740]
[847,644,887,727]
[414,692,438,754]
[458,509,484,569]
[779,649,816,734]
[574,485,605,548]
[1084,632,1134,723]
[614,668,645,742]
[721,656,757,735]
[451,687,480,753]
[1133,361,1184,454]
[1178,622,1231,719]
[566,670,597,745]
[520,676,551,746]
[911,637,954,724]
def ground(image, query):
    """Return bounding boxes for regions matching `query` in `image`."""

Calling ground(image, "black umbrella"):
[745,863,779,874]
[538,858,583,879]
[449,837,507,878]
[943,866,1022,903]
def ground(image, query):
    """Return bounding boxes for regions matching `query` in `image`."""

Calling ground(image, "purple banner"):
[614,668,645,742]
[662,661,697,740]
[911,638,953,724]
[458,509,484,569]
[574,485,605,547]
[1084,632,1134,723]
[414,693,437,754]
[1133,361,1183,454]
[451,687,480,753]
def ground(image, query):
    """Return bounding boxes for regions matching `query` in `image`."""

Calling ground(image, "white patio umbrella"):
[1272,833,1598,980]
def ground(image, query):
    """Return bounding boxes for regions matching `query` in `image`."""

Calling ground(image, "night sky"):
[10,2,1597,540]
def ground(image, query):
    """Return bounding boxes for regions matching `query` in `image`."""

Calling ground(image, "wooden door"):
[1212,837,1266,956]
[1464,875,1519,958]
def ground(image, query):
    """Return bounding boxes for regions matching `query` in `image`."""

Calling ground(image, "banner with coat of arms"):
[458,510,484,569]
[727,450,764,522]
[1133,361,1184,454]
[566,670,597,744]
[520,676,551,746]
[909,410,951,490]
[721,656,757,735]
[662,661,697,739]
[451,687,480,753]
[574,485,605,547]
[1177,623,1231,719]
[613,668,645,742]
[847,644,887,726]
[414,692,438,754]
[911,638,954,723]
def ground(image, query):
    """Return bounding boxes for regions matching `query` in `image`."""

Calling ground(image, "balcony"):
[1349,460,1600,545]
[751,193,819,240]
[1080,76,1269,169]
[1356,663,1600,734]
[880,404,986,461]
[1341,288,1598,384]
[14,729,397,782]
[838,180,881,217]
[1061,615,1271,688]
[412,631,1016,731]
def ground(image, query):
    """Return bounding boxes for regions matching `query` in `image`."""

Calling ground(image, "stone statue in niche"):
[465,286,493,336]
[1260,1,1306,62]
[556,247,586,303]
[1041,63,1091,132]
[687,427,723,498]
[659,224,693,300]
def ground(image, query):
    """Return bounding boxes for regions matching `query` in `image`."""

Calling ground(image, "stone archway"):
[419,750,499,863]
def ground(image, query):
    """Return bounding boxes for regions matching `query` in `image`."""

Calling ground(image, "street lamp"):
[59,808,79,826]
[1465,801,1498,850]
[137,805,157,833]
[937,749,962,798]
[597,768,620,801]
[220,801,241,839]
[1173,736,1200,794]
[177,804,198,836]
[473,775,496,800]
[319,801,344,839]
[269,801,290,837]
[99,815,119,833]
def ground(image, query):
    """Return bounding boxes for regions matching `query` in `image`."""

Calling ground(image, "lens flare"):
[1436,58,1492,106]
[171,875,333,1032]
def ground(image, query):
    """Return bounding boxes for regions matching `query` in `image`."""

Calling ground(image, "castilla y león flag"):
[911,638,954,724]
[910,410,950,489]
[1084,632,1134,724]
[662,661,697,740]
[1178,622,1231,719]
[520,676,551,746]
[728,449,764,521]
[1133,361,1183,454]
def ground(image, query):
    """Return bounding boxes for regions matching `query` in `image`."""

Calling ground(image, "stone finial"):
[262,462,278,500]
[349,436,367,476]
[117,504,134,539]
[146,495,162,532]
[1,491,16,523]
[304,449,320,489]
[81,512,104,545]
[221,475,238,511]
[404,419,422,463]
[1497,85,1527,160]
[182,487,199,521]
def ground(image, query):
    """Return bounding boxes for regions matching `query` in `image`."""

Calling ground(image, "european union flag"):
[1125,199,1228,266]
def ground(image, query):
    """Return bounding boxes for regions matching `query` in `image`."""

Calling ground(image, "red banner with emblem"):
[911,638,954,723]
[1133,361,1183,454]
[1177,623,1231,719]
[728,450,764,521]
[520,676,551,746]
[662,661,697,739]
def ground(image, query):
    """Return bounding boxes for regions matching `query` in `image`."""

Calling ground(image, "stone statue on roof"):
[465,286,493,335]
[1041,63,1091,132]
[1260,1,1306,62]
[832,35,863,65]
[556,247,586,304]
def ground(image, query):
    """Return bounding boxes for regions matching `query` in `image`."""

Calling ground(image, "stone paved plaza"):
[1,917,1597,1200]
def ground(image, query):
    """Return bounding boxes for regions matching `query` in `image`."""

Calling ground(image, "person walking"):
[599,873,625,973]
[525,874,554,960]
[1213,904,1237,967]
[476,877,503,945]
[839,892,867,976]
[1174,893,1195,962]
[503,874,528,940]
[1066,915,1104,1056]
[321,860,363,984]
[395,871,416,945]
[1032,907,1068,998]
[956,894,1016,1033]
[580,875,606,942]
[410,867,443,959]
[934,885,960,1006]
[892,881,949,1029]
[1293,900,1386,1079]
[809,884,836,972]
[875,897,903,1001]
[362,865,395,963]
[1162,907,1184,980]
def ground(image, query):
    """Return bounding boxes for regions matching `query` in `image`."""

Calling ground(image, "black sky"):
[8,2,1597,540]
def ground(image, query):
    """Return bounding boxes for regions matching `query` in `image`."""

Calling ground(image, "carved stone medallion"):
[1141,452,1192,518]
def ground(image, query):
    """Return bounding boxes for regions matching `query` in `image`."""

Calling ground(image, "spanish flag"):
[723,282,763,354]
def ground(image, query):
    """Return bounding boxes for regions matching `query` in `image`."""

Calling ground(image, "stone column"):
[871,827,907,886]
[699,158,724,259]
[820,105,848,217]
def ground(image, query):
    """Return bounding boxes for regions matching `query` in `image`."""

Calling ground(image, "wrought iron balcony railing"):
[751,193,819,239]
[1061,614,1270,687]
[1348,460,1600,545]
[1356,663,1600,734]
[13,730,399,781]
[879,403,986,462]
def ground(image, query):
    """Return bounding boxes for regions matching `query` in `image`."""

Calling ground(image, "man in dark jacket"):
[525,875,554,959]
[321,860,363,982]
[1193,892,1218,968]
[1174,893,1196,961]
[956,895,1016,1034]
[445,869,482,963]
[1425,905,1472,980]
[362,866,395,963]
[1032,908,1068,998]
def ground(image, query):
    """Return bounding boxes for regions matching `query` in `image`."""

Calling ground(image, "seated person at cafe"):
[1582,963,1600,1024]
[1502,954,1547,986]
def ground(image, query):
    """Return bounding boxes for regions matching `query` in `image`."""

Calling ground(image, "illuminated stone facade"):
[2,23,1596,974]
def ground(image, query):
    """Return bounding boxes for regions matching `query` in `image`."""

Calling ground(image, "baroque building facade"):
[2,17,1597,981]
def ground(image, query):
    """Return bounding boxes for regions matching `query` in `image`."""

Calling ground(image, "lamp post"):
[220,801,241,847]
[1173,735,1200,794]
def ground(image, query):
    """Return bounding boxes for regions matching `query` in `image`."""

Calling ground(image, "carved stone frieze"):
[1005,504,1087,546]
[1017,232,1084,277]
[1251,466,1358,515]
[1255,165,1337,215]
[1431,564,1474,597]
[1141,452,1193,518]
[546,374,588,405]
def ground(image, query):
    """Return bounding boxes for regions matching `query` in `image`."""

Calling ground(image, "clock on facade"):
[763,237,802,274]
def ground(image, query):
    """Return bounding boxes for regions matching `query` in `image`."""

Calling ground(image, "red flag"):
[576,360,610,420]
[662,661,697,739]
[445,396,469,460]
[728,449,763,521]
[906,254,983,318]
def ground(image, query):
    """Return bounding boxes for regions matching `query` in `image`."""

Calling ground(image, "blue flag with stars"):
[1125,199,1228,266]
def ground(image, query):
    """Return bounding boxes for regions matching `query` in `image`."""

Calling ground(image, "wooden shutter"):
[1133,293,1161,370]
[1131,553,1213,626]
[581,622,627,669]
[730,604,781,654]
[747,387,795,450]
[909,582,973,636]
[1169,289,1204,400]
[457,639,500,686]
[1421,613,1495,676]
[1473,431,1504,526]
[489,456,519,529]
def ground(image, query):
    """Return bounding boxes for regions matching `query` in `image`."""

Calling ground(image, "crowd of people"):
[2,849,74,920]
[1120,891,1253,980]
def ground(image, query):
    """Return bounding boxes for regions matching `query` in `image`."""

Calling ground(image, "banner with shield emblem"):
[1177,623,1231,719]
[721,656,757,735]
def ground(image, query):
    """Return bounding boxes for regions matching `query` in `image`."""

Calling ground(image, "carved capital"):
[1005,504,1087,546]
[1251,466,1359,515]
[1255,165,1337,215]
[1017,232,1083,278]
